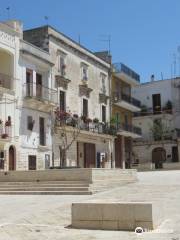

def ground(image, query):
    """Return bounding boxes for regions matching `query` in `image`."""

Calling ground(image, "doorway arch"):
[152,147,166,169]
[9,145,16,171]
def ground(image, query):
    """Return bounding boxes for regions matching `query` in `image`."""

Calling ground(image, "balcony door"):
[36,73,42,98]
[39,117,46,146]
[60,91,66,112]
[83,99,88,117]
[26,69,33,97]
[152,94,161,113]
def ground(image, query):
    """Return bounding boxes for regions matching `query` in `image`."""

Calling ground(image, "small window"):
[81,65,88,81]
[27,116,34,131]
[101,73,106,94]
[59,56,66,76]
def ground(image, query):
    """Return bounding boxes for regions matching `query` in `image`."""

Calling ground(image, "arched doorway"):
[152,147,166,169]
[9,146,16,171]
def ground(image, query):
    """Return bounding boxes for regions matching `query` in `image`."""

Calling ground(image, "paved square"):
[0,171,180,239]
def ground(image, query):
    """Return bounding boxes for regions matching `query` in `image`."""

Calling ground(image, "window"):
[101,73,106,94]
[115,112,120,127]
[36,73,42,98]
[152,94,161,114]
[26,69,33,97]
[83,99,88,117]
[58,56,66,76]
[102,105,106,123]
[27,116,34,131]
[39,117,46,146]
[0,151,4,169]
[60,91,66,112]
[81,64,88,81]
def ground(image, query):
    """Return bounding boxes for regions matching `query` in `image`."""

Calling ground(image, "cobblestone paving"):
[0,170,180,240]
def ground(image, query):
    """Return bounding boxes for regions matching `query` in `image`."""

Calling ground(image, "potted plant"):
[5,120,11,127]
[1,133,8,139]
[93,118,99,124]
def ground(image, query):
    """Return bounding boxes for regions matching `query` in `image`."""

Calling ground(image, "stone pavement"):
[0,170,180,239]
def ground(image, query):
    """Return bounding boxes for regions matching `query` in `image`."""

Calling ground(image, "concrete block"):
[71,202,162,231]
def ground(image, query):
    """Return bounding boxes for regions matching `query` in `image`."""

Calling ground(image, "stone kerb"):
[71,202,162,231]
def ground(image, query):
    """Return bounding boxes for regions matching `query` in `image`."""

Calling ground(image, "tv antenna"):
[177,46,180,76]
[6,7,10,20]
[44,16,49,25]
[99,34,111,55]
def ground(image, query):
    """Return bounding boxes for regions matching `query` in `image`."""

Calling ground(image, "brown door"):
[28,155,36,170]
[172,146,179,162]
[9,146,16,171]
[152,148,166,169]
[84,143,96,168]
[115,136,122,168]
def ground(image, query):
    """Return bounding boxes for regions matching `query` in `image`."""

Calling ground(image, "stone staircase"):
[0,181,92,195]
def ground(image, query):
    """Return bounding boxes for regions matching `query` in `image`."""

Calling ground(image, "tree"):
[54,108,81,168]
[150,119,172,141]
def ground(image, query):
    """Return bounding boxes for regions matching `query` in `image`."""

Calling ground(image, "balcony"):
[54,111,116,136]
[113,63,140,86]
[0,122,12,144]
[113,92,141,112]
[23,83,57,111]
[134,108,173,117]
[0,73,14,94]
[116,123,142,138]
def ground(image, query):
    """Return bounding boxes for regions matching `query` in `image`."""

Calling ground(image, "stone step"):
[0,181,89,185]
[0,191,92,195]
[0,183,89,188]
[0,187,89,191]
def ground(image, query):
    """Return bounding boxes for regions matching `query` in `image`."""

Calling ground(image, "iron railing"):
[23,83,57,104]
[113,63,140,82]
[134,108,173,117]
[113,92,141,108]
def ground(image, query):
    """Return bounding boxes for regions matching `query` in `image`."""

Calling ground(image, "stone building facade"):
[0,20,56,171]
[132,77,180,170]
[24,25,115,169]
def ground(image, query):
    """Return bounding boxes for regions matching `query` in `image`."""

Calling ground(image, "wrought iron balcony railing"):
[113,63,140,82]
[134,108,173,117]
[23,83,57,104]
[113,92,141,108]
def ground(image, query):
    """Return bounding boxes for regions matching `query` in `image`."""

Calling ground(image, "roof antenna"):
[99,34,111,55]
[44,16,49,25]
[6,7,10,20]
[78,34,81,45]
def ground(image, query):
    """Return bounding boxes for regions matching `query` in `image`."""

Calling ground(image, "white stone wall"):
[133,141,177,170]
[49,39,110,122]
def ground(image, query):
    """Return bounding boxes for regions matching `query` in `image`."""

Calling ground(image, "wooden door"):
[84,143,96,168]
[28,155,36,170]
[115,136,122,168]
[9,146,16,171]
[172,146,179,162]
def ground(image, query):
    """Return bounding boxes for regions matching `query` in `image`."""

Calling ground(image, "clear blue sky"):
[1,0,180,82]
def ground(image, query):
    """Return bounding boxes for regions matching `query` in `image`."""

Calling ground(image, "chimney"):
[151,74,155,82]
